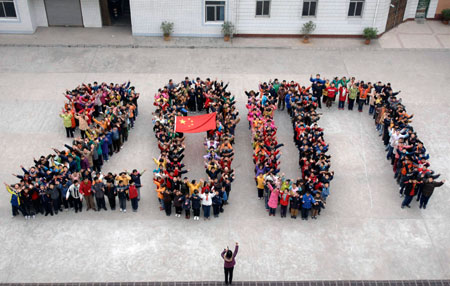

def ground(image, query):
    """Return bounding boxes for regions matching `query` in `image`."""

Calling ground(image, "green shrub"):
[363,27,378,40]
[160,21,174,36]
[441,9,450,21]
[301,21,316,36]
[222,21,235,36]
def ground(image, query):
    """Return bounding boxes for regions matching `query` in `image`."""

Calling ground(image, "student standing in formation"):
[221,242,239,285]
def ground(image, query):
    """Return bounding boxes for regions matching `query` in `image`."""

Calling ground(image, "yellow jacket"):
[6,185,20,206]
[187,182,203,195]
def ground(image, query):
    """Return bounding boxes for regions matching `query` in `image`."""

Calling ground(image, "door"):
[385,0,407,32]
[44,0,83,27]
[415,0,430,19]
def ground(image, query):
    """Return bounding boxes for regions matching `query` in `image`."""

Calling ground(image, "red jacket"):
[326,87,338,98]
[339,87,348,101]
[80,181,92,196]
[280,192,290,206]
[129,185,138,199]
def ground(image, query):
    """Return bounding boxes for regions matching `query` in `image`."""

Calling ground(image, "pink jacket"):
[267,184,280,209]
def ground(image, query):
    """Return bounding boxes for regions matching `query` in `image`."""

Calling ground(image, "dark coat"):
[422,181,444,197]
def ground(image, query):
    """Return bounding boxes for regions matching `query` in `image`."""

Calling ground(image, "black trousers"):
[52,198,61,213]
[301,208,310,219]
[44,201,53,216]
[72,197,82,212]
[164,202,172,216]
[213,204,220,216]
[113,139,121,152]
[107,195,116,210]
[96,197,106,210]
[348,98,355,110]
[65,127,74,138]
[193,208,200,216]
[224,267,234,284]
[257,188,264,198]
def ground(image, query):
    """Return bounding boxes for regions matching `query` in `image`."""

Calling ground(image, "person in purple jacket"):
[221,242,239,285]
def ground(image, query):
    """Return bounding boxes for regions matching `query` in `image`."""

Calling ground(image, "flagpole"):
[174,115,177,133]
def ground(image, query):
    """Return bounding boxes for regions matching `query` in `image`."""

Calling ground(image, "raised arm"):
[233,243,239,258]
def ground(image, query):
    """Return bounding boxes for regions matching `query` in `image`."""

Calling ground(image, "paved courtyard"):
[0,37,449,283]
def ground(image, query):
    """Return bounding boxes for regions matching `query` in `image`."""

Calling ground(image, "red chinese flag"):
[175,112,217,133]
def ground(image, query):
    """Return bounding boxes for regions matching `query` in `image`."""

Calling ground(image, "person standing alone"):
[221,242,239,285]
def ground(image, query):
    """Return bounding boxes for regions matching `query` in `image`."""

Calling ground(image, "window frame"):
[255,0,271,17]
[302,0,317,17]
[0,0,18,19]
[348,0,364,17]
[205,0,226,23]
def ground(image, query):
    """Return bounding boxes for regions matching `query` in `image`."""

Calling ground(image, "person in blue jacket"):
[310,74,326,84]
[100,134,109,162]
[285,91,293,116]
[301,190,316,220]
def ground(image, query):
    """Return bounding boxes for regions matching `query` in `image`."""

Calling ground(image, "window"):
[256,0,270,16]
[0,0,17,18]
[348,0,364,17]
[302,0,317,17]
[205,1,225,22]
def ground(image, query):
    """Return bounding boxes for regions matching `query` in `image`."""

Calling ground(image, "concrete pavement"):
[0,20,449,49]
[0,44,449,283]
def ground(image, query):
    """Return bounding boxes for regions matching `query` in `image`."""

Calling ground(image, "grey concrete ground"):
[0,20,449,49]
[0,45,449,283]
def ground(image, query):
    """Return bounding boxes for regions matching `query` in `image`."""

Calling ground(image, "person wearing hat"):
[221,242,239,285]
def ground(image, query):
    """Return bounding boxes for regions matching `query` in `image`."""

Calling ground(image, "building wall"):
[436,0,450,13]
[131,0,236,36]
[130,0,392,36]
[236,0,392,35]
[0,0,36,33]
[80,0,102,27]
[30,0,48,27]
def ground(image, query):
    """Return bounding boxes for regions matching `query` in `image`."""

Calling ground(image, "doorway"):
[385,0,407,32]
[107,0,131,26]
[415,0,430,19]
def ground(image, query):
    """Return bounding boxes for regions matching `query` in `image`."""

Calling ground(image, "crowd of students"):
[152,77,240,220]
[307,74,445,209]
[5,81,144,219]
[246,79,333,220]
[265,75,445,210]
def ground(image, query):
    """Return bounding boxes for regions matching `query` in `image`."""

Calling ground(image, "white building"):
[0,0,442,36]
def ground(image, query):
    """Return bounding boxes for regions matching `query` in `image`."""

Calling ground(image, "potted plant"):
[363,27,378,45]
[301,21,316,43]
[222,21,235,42]
[160,21,174,41]
[441,9,450,25]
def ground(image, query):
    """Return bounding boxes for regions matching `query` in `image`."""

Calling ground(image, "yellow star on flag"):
[180,119,186,124]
